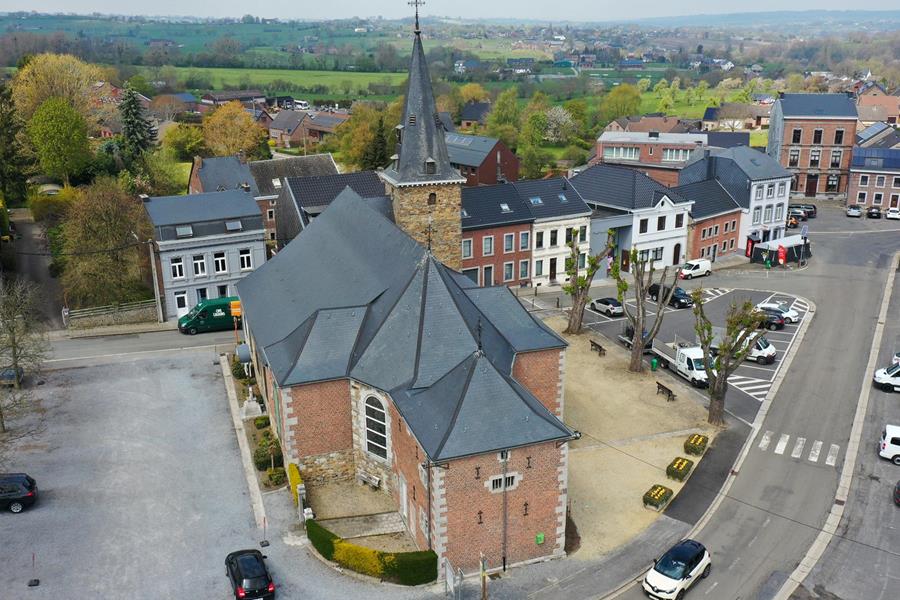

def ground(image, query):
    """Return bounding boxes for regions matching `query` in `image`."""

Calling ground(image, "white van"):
[879,425,900,465]
[295,100,310,111]
[680,259,711,280]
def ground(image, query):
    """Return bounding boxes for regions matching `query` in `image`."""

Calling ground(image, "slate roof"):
[777,93,858,118]
[857,121,891,144]
[512,178,592,221]
[381,30,462,187]
[144,190,263,242]
[249,155,338,197]
[237,193,572,462]
[672,179,742,220]
[196,156,259,196]
[269,110,306,133]
[446,133,498,167]
[438,112,456,133]
[706,131,750,148]
[684,145,789,182]
[460,101,492,123]
[461,183,533,230]
[303,112,347,132]
[850,147,900,171]
[286,170,385,210]
[570,163,691,211]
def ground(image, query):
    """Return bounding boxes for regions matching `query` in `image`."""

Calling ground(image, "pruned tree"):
[0,279,49,469]
[691,289,767,425]
[562,229,614,334]
[612,248,681,372]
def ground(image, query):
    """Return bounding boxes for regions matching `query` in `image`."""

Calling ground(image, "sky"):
[0,1,897,23]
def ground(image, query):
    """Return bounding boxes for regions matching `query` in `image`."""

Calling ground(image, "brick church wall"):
[284,379,355,484]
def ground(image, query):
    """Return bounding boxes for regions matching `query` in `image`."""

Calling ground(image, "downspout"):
[501,451,508,571]
[426,460,433,551]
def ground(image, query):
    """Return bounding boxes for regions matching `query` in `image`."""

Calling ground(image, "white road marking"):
[46,343,223,363]
[774,434,790,455]
[826,444,840,466]
[759,430,773,451]
[791,437,806,458]
[705,581,719,595]
[740,383,774,391]
[808,440,822,463]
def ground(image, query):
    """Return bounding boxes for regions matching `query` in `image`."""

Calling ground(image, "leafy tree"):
[600,83,641,123]
[636,78,651,93]
[562,229,615,334]
[120,84,156,160]
[653,79,669,97]
[125,75,154,98]
[522,91,550,120]
[656,92,674,114]
[518,144,550,179]
[690,290,767,425]
[123,150,186,197]
[60,177,153,307]
[0,83,31,206]
[334,100,402,170]
[436,87,463,120]
[162,123,205,162]
[11,53,102,123]
[520,111,547,147]
[562,99,589,136]
[786,73,806,92]
[202,101,266,157]
[544,106,576,144]
[670,76,682,91]
[696,80,710,97]
[486,87,520,135]
[460,83,489,104]
[27,97,90,186]
[612,249,681,372]
[361,117,389,171]
[490,123,519,152]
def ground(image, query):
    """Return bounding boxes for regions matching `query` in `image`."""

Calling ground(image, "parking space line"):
[825,444,840,466]
[737,364,778,373]
[808,441,822,463]
[791,437,806,458]
[759,430,773,451]
[775,434,790,455]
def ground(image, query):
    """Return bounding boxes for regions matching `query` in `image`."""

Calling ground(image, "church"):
[236,11,576,574]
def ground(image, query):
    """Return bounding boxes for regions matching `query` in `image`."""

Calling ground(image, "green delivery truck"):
[178,297,242,335]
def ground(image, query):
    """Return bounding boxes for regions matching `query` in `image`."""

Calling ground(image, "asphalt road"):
[9,208,64,328]
[612,204,900,600]
[45,329,237,367]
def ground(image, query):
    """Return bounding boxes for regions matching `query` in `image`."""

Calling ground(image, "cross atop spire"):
[408,0,425,34]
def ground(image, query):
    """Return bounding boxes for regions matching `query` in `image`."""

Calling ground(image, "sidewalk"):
[48,319,177,340]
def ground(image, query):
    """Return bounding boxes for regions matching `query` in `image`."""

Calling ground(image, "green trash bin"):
[650,357,659,371]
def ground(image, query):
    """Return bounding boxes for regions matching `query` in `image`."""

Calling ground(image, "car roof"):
[665,539,705,560]
[0,473,31,481]
[886,424,900,435]
[227,549,263,562]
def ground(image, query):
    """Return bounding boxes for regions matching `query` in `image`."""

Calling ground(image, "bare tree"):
[691,289,767,425]
[613,249,681,372]
[562,229,614,334]
[0,279,49,468]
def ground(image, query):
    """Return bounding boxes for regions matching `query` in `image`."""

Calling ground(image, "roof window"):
[461,208,470,218]
[529,197,543,205]
[558,194,568,203]
[175,225,193,238]
[500,203,511,213]
[225,220,243,232]
[425,158,436,175]
[272,178,282,189]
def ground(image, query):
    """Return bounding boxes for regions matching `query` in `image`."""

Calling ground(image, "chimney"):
[705,153,714,180]
[649,131,660,139]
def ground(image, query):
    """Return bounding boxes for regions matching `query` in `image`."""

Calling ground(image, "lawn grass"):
[176,162,191,194]
[750,129,769,147]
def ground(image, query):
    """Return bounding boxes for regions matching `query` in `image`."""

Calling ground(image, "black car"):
[226,550,275,600]
[867,206,882,219]
[894,481,900,506]
[648,284,694,309]
[757,309,785,331]
[0,473,38,513]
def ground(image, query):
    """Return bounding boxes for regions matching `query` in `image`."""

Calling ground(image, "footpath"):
[47,319,177,340]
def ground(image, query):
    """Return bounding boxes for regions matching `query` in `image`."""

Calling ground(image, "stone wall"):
[389,182,462,270]
[298,449,356,484]
[66,303,157,329]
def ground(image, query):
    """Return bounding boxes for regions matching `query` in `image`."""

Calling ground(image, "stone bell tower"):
[379,2,465,269]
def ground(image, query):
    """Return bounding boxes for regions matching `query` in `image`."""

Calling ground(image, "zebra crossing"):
[757,430,840,467]
[727,375,772,402]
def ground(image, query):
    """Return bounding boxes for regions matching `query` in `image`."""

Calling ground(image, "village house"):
[298,110,350,145]
[856,95,900,126]
[766,93,858,198]
[237,17,576,575]
[459,101,492,129]
[604,114,698,134]
[702,103,771,131]
[848,147,900,209]
[245,106,274,128]
[268,110,307,147]
[672,179,744,262]
[461,184,533,287]
[446,133,519,186]
[856,122,900,150]
[200,90,267,109]
[144,190,266,319]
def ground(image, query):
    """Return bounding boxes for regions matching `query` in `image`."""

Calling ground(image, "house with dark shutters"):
[461,184,534,287]
[237,14,576,575]
[446,133,519,186]
[671,179,743,261]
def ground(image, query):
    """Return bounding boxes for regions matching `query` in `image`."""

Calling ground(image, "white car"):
[893,351,900,366]
[846,204,862,217]
[879,425,900,465]
[590,297,624,317]
[680,259,712,280]
[887,207,900,220]
[755,301,800,324]
[643,539,712,600]
[874,363,900,393]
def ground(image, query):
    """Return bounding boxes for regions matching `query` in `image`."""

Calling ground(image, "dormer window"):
[425,158,436,175]
[272,178,282,190]
[390,153,399,170]
[175,225,193,238]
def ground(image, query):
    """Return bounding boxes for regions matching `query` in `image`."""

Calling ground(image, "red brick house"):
[673,179,744,261]
[848,147,900,209]
[447,133,519,186]
[461,183,533,287]
[766,93,858,198]
[299,111,350,144]
[594,131,709,186]
[268,110,307,147]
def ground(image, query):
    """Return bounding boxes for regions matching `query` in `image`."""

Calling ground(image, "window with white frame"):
[755,187,763,200]
[675,213,684,228]
[701,228,707,240]
[730,219,736,231]
[778,182,786,197]
[487,473,520,493]
[503,262,514,282]
[713,224,719,236]
[826,174,839,193]
[753,207,762,224]
[723,221,729,233]
[700,247,706,257]
[876,175,886,188]
[174,291,187,309]
[364,396,387,460]
[858,191,867,203]
[519,231,530,251]
[483,236,494,256]
[170,257,184,279]
[893,177,900,188]
[830,150,842,169]
[730,238,735,249]
[860,175,869,186]
[535,260,543,277]
[764,205,773,222]
[266,208,275,220]
[813,129,823,144]
[657,215,666,231]
[766,184,775,198]
[602,146,638,160]
[662,148,691,161]
[809,149,820,168]
[239,249,253,270]
[874,192,883,205]
[504,233,514,253]
[579,225,587,242]
[535,231,544,249]
[578,253,586,269]
[462,239,473,259]
[192,255,206,277]
[214,252,227,274]
[519,260,529,279]
[775,204,784,220]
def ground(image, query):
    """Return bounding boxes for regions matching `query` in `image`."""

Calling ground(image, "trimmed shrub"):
[267,467,287,486]
[643,484,673,510]
[684,433,709,456]
[381,550,439,586]
[306,519,339,561]
[253,431,283,472]
[231,356,246,380]
[287,463,303,505]
[333,540,383,578]
[666,457,694,482]
[254,416,270,429]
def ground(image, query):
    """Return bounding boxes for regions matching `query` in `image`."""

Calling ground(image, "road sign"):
[777,245,786,265]
[800,224,809,239]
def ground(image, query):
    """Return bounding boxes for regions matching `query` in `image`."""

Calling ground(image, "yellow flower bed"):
[684,433,709,456]
[642,484,674,509]
[666,457,694,481]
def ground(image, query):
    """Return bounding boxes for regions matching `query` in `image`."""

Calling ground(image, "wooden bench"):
[357,471,381,489]
[656,381,676,402]
[589,339,606,356]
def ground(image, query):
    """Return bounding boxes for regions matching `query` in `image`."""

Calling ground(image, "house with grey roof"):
[143,190,266,320]
[268,110,307,147]
[671,179,743,261]
[445,132,519,186]
[680,146,792,248]
[459,101,492,128]
[570,164,693,273]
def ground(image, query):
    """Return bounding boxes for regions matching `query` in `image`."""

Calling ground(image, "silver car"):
[846,204,862,217]
[590,297,624,317]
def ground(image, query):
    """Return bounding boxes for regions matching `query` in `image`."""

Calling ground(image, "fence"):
[63,299,158,329]
[444,558,463,599]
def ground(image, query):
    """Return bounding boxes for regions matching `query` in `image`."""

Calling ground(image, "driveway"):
[9,208,64,328]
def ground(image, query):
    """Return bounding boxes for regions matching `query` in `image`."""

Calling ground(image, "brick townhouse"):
[766,93,857,198]
[236,20,578,575]
[461,184,533,287]
[848,147,900,209]
[672,179,743,261]
[446,133,519,186]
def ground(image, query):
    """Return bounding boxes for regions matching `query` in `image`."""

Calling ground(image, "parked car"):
[786,216,799,229]
[846,204,862,218]
[797,203,817,218]
[756,309,785,331]
[0,473,38,513]
[879,425,900,465]
[894,480,900,506]
[893,351,900,366]
[755,301,800,324]
[874,363,900,393]
[590,297,623,317]
[648,284,694,309]
[0,366,23,387]
[887,207,900,220]
[642,539,712,600]
[867,206,882,219]
[787,208,807,222]
[679,259,711,280]
[225,550,275,600]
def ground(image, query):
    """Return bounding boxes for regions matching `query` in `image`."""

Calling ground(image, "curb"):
[48,322,177,340]
[220,354,268,530]
[772,250,900,599]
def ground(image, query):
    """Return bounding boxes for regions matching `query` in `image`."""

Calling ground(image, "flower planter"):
[642,484,673,512]
[684,433,709,456]
[666,457,694,482]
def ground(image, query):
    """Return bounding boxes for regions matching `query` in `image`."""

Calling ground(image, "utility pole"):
[147,239,164,323]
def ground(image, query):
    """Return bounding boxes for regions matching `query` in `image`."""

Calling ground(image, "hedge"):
[254,416,270,429]
[253,431,283,471]
[287,463,303,506]
[267,467,287,486]
[684,433,709,456]
[666,457,694,482]
[305,519,437,585]
[643,484,673,510]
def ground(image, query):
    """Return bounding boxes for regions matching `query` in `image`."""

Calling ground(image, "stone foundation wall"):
[298,449,356,485]
[66,303,157,329]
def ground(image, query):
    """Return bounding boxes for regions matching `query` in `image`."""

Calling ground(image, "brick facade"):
[388,183,463,270]
[848,170,900,208]
[512,349,565,417]
[594,137,702,187]
[461,223,532,287]
[687,211,743,261]
[774,118,856,198]
[456,141,519,186]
